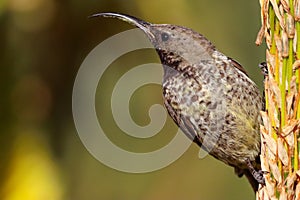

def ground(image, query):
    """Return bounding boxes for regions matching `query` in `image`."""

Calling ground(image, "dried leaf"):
[295,0,300,21]
[280,0,290,12]
[282,31,289,57]
[286,93,295,119]
[262,130,277,155]
[296,182,300,200]
[265,175,276,199]
[269,75,282,109]
[286,14,295,38]
[294,31,298,53]
[275,34,283,57]
[283,119,299,133]
[266,51,275,73]
[292,60,300,71]
[279,187,287,200]
[287,173,297,198]
[262,0,270,25]
[277,137,289,166]
[260,145,271,172]
[257,187,268,200]
[261,111,270,130]
[286,173,297,189]
[290,76,297,94]
[256,26,265,46]
[270,0,285,28]
[269,159,282,182]
[284,128,295,146]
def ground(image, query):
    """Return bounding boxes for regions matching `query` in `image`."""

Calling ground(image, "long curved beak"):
[89,12,155,39]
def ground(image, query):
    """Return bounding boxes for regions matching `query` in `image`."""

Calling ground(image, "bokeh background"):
[0,0,266,199]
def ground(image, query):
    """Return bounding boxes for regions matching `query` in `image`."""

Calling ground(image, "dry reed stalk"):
[256,0,300,199]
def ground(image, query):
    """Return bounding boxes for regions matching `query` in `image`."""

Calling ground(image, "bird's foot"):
[246,158,266,185]
[259,62,268,111]
[258,62,268,78]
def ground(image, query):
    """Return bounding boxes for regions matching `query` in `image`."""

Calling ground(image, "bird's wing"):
[228,57,249,77]
[163,96,200,143]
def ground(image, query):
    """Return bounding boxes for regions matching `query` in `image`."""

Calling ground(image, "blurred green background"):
[0,0,265,199]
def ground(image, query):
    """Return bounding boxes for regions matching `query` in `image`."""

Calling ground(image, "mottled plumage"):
[94,12,264,191]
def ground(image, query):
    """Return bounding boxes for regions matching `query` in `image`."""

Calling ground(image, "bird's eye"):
[161,32,169,41]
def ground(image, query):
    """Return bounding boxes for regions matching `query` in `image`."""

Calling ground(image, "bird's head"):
[91,12,216,66]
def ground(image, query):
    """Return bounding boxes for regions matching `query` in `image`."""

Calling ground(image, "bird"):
[91,12,264,191]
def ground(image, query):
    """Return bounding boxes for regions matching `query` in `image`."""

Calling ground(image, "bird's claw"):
[246,159,266,185]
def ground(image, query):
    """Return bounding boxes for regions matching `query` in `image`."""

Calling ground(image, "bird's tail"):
[235,167,259,192]
[243,168,259,192]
